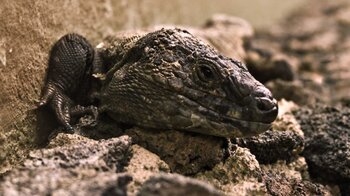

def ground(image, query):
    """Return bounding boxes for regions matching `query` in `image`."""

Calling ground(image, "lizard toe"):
[50,91,74,132]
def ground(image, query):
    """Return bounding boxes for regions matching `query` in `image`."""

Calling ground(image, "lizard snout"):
[249,90,278,124]
[254,97,278,123]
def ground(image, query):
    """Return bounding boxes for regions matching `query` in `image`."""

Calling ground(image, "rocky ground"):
[1,0,350,196]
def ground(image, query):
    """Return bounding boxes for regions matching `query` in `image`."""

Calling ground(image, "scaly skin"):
[39,28,278,138]
[38,34,99,131]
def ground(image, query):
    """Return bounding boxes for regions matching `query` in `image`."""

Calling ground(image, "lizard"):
[38,28,278,138]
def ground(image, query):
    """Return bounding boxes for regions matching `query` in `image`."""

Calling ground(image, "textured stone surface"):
[263,171,332,196]
[138,173,222,196]
[196,145,265,195]
[126,145,170,195]
[1,169,132,196]
[126,128,226,175]
[271,99,303,137]
[28,134,131,172]
[0,134,132,195]
[233,130,304,164]
[195,144,331,196]
[260,157,308,182]
[295,104,350,194]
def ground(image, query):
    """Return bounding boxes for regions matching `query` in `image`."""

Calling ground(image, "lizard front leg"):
[38,33,101,131]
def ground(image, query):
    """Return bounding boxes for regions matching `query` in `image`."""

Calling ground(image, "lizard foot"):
[37,33,102,134]
[38,82,74,132]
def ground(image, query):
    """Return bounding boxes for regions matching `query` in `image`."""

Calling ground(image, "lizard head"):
[101,28,278,138]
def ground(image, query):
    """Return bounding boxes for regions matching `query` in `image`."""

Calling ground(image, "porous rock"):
[138,173,222,196]
[232,130,304,164]
[295,104,350,194]
[196,145,265,195]
[196,145,332,196]
[1,169,132,196]
[271,99,303,137]
[0,133,132,195]
[263,171,332,196]
[126,145,170,195]
[125,128,226,175]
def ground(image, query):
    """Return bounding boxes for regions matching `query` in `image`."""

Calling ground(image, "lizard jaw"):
[178,94,274,138]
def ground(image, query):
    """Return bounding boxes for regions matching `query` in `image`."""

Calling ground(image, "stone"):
[263,171,332,196]
[126,145,170,195]
[232,130,304,164]
[196,145,264,195]
[125,128,226,175]
[0,134,132,195]
[295,104,350,194]
[138,173,222,196]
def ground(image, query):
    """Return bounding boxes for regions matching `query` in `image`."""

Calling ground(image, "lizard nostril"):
[256,97,276,112]
[251,97,278,124]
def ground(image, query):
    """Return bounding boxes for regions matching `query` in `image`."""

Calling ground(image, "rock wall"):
[0,0,136,171]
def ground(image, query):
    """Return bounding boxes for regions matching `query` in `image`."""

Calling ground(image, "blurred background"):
[117,0,305,29]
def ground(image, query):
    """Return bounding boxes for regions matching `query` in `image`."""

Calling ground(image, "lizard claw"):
[38,83,55,107]
[38,84,96,133]
[49,88,74,132]
[70,105,99,121]
[38,80,75,132]
[64,124,74,133]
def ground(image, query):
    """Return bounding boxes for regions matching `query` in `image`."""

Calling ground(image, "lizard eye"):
[198,65,216,82]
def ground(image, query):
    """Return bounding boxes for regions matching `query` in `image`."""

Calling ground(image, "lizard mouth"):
[178,94,273,138]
